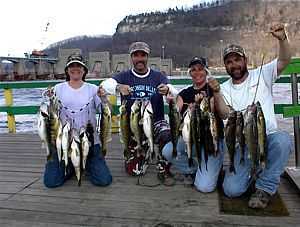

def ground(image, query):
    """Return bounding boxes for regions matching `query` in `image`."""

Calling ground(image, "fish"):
[182,107,193,167]
[209,112,219,156]
[70,129,81,185]
[61,121,71,168]
[225,109,237,173]
[55,120,63,162]
[244,104,258,178]
[168,98,181,158]
[119,100,131,159]
[130,100,143,155]
[80,127,90,170]
[141,101,155,162]
[100,102,112,156]
[37,102,51,157]
[194,103,203,169]
[49,95,60,146]
[236,111,246,164]
[256,101,267,169]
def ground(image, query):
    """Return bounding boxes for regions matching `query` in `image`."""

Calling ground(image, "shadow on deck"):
[0,133,299,227]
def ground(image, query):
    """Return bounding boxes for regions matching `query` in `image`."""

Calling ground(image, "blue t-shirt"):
[113,69,169,123]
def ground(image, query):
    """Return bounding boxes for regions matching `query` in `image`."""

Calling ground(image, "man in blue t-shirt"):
[101,41,178,185]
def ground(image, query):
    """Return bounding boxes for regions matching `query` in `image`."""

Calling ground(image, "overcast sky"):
[0,0,209,57]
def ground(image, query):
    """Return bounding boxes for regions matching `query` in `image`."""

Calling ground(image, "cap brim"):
[130,49,150,55]
[66,60,87,68]
[223,51,245,59]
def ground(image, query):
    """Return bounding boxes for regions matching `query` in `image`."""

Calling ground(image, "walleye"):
[70,129,81,185]
[56,120,63,162]
[244,104,258,178]
[225,109,237,173]
[141,101,155,162]
[100,102,112,156]
[80,127,90,170]
[61,121,71,168]
[37,102,51,157]
[191,103,201,170]
[182,107,193,167]
[168,98,181,158]
[256,101,267,169]
[119,100,131,159]
[236,111,246,164]
[209,112,219,156]
[130,100,143,155]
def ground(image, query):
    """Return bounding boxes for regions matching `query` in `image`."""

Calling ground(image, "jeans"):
[223,131,292,197]
[44,144,112,188]
[162,137,225,192]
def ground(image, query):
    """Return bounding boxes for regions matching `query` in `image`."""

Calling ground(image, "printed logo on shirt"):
[131,84,157,99]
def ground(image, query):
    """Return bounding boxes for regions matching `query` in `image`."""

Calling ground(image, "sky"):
[0,0,209,57]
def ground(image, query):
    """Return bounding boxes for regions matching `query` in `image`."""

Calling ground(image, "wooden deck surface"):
[0,133,299,227]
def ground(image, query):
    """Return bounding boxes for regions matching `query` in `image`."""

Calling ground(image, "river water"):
[0,83,297,134]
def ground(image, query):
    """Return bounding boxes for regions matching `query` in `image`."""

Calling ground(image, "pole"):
[291,73,300,167]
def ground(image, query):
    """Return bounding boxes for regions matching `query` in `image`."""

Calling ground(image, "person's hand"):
[207,77,221,93]
[157,84,169,96]
[97,85,106,97]
[195,93,204,104]
[270,23,287,41]
[117,84,132,96]
[166,92,175,104]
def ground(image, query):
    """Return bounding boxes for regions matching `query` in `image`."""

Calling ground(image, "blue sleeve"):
[112,71,127,84]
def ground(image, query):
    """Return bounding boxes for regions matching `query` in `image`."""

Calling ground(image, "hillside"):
[45,0,300,67]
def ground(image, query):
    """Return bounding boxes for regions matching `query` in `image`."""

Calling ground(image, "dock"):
[0,133,299,227]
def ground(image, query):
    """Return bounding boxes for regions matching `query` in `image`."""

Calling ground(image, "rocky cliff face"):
[45,0,300,68]
[114,0,300,67]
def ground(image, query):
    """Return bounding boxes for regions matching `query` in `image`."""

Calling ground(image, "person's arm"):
[207,78,230,119]
[270,23,291,75]
[176,95,184,113]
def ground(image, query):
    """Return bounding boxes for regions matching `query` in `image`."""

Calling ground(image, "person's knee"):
[43,173,64,188]
[222,179,246,198]
[162,142,173,161]
[194,175,217,193]
[90,174,112,186]
[194,181,216,193]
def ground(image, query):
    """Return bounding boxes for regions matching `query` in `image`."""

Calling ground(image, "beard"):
[227,65,248,81]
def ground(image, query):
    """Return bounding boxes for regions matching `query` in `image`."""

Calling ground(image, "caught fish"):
[100,102,112,156]
[182,107,193,167]
[244,104,258,178]
[37,102,51,157]
[225,109,237,173]
[61,121,71,168]
[80,127,90,170]
[256,102,267,169]
[130,100,143,155]
[119,100,131,159]
[168,98,181,158]
[55,120,63,162]
[70,129,81,185]
[49,95,60,146]
[141,101,155,161]
[209,112,219,156]
[236,111,246,164]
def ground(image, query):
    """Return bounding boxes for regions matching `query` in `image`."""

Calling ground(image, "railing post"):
[291,73,300,167]
[4,88,16,133]
[107,94,119,133]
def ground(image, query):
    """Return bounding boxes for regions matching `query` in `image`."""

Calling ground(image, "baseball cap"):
[129,42,150,55]
[65,53,88,76]
[188,57,207,68]
[223,44,246,60]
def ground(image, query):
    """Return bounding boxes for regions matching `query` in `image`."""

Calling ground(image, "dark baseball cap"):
[188,57,207,68]
[223,44,246,60]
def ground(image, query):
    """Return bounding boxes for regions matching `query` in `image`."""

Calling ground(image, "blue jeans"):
[162,137,224,192]
[44,144,112,188]
[223,131,292,197]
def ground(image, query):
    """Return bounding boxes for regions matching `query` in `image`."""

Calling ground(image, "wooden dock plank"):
[0,133,299,226]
